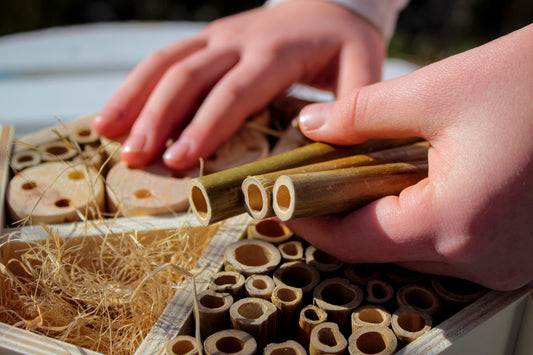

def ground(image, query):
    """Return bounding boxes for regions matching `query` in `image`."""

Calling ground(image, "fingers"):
[92,37,207,139]
[299,64,450,145]
[119,48,240,167]
[162,52,301,169]
[284,177,439,264]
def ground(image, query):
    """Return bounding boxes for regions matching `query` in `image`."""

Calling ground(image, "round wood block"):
[7,161,105,224]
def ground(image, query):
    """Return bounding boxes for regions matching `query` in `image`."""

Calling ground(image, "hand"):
[92,0,385,169]
[288,24,533,290]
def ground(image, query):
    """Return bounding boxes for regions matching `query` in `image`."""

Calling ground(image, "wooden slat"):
[0,124,14,230]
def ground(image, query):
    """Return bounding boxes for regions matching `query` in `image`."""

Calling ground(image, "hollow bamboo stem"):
[197,290,233,341]
[203,329,257,355]
[273,161,428,221]
[165,335,199,355]
[309,322,348,355]
[271,285,303,331]
[245,274,276,300]
[391,306,432,344]
[209,271,246,299]
[230,297,278,347]
[348,325,397,355]
[188,138,421,225]
[224,239,281,277]
[264,340,307,355]
[351,305,392,332]
[297,305,328,348]
[396,284,441,315]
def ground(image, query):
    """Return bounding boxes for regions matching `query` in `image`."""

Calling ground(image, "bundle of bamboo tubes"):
[164,219,489,355]
[188,139,429,225]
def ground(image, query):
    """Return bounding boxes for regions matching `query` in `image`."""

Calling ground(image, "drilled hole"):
[77,128,92,137]
[22,181,37,190]
[46,145,68,155]
[68,171,84,180]
[17,154,34,163]
[134,189,152,199]
[55,199,71,208]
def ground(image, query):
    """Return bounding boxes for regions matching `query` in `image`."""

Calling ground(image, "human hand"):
[288,24,533,290]
[92,0,385,169]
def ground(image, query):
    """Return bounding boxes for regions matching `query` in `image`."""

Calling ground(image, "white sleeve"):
[264,0,409,41]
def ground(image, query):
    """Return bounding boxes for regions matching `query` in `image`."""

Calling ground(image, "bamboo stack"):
[188,140,428,225]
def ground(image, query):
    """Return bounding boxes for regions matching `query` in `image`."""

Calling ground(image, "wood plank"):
[0,125,14,230]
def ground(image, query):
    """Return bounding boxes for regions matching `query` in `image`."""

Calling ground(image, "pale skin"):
[93,1,533,290]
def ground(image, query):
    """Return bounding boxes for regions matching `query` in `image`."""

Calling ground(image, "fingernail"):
[163,137,192,163]
[299,102,332,131]
[122,134,147,153]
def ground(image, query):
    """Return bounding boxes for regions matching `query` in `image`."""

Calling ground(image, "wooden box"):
[0,120,531,355]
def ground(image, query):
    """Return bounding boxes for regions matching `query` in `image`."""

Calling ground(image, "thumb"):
[299,65,447,144]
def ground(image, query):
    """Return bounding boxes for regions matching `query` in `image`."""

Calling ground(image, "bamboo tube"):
[11,149,41,171]
[242,141,428,220]
[297,305,328,348]
[309,322,348,355]
[247,219,293,244]
[343,263,383,286]
[273,261,321,296]
[348,325,397,355]
[224,239,282,277]
[245,274,276,300]
[272,161,428,221]
[366,279,395,306]
[396,284,441,315]
[278,240,304,262]
[351,305,391,332]
[230,297,278,347]
[188,138,421,225]
[430,275,487,307]
[271,285,303,331]
[209,271,246,299]
[197,290,233,341]
[305,245,344,274]
[312,278,364,334]
[38,140,77,161]
[203,329,257,355]
[264,340,307,355]
[391,306,432,344]
[165,335,199,355]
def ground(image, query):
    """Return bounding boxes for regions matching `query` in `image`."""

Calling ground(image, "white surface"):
[0,22,419,137]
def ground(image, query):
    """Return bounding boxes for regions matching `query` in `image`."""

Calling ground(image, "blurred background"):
[1,0,532,64]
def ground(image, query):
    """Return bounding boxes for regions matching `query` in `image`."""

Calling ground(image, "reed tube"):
[271,285,304,334]
[245,274,276,300]
[264,340,307,355]
[273,261,321,296]
[230,297,278,347]
[165,335,199,355]
[351,305,391,332]
[343,263,383,286]
[391,306,432,343]
[272,161,428,221]
[430,275,487,306]
[38,140,77,161]
[197,290,233,341]
[242,141,428,220]
[278,240,304,262]
[396,284,441,315]
[309,322,348,355]
[297,305,328,348]
[203,329,257,355]
[305,245,344,274]
[348,325,397,355]
[224,239,281,277]
[188,138,421,225]
[313,278,363,334]
[247,219,293,244]
[366,280,395,306]
[11,150,41,171]
[209,271,245,299]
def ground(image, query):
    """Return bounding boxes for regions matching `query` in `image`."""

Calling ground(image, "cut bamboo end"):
[278,240,304,262]
[38,140,78,162]
[348,325,398,355]
[264,340,307,355]
[271,285,304,326]
[230,297,278,347]
[245,274,276,300]
[197,290,234,341]
[247,219,293,244]
[242,175,275,220]
[343,263,383,286]
[309,322,348,355]
[351,305,391,332]
[7,161,105,224]
[209,271,246,299]
[396,284,441,315]
[203,329,257,355]
[313,278,364,332]
[11,149,41,171]
[273,261,321,295]
[430,275,487,306]
[366,279,395,305]
[165,335,199,355]
[297,305,328,348]
[224,239,281,277]
[272,161,428,221]
[391,306,432,343]
[305,245,344,274]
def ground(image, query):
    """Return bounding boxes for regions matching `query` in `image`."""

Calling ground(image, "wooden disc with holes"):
[38,140,77,162]
[106,160,192,217]
[7,161,105,224]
